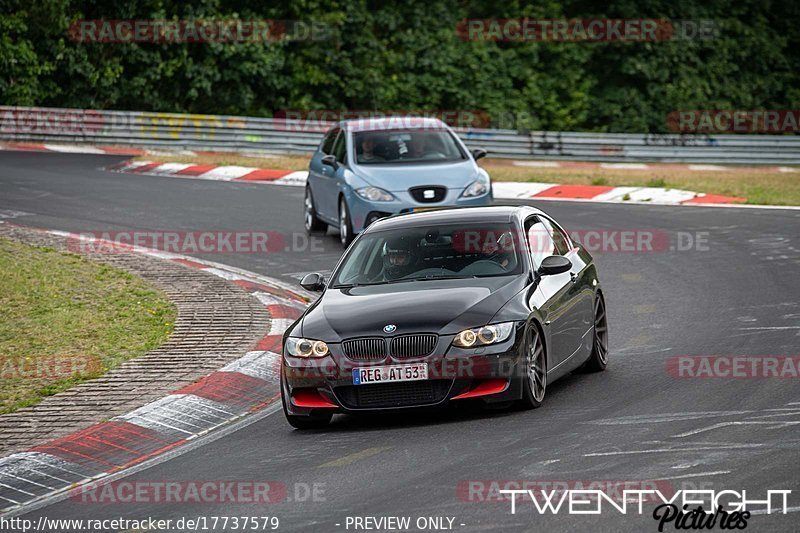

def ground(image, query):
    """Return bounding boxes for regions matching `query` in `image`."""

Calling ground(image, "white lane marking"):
[596,186,698,204]
[254,292,288,306]
[0,493,21,505]
[42,144,105,154]
[145,149,196,157]
[0,480,35,497]
[147,162,194,174]
[599,163,649,169]
[3,404,283,517]
[739,326,800,330]
[493,181,557,199]
[590,411,754,425]
[672,421,800,438]
[0,209,32,219]
[271,170,308,186]
[0,471,55,491]
[197,166,256,181]
[5,453,87,479]
[584,444,764,457]
[688,164,726,171]
[659,470,731,480]
[115,160,153,171]
[512,160,561,168]
[219,351,280,381]
[202,267,243,280]
[269,318,295,335]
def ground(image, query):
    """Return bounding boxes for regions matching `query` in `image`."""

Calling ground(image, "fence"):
[1,106,799,164]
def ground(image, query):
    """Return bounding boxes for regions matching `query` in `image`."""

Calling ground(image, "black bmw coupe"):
[281,205,608,428]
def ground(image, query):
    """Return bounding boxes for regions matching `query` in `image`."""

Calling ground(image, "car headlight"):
[461,174,489,198]
[285,337,330,358]
[452,322,514,347]
[355,186,395,202]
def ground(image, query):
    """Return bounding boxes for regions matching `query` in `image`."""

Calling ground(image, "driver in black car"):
[483,230,516,270]
[382,235,420,280]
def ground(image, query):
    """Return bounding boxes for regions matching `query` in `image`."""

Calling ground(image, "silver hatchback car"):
[304,117,493,247]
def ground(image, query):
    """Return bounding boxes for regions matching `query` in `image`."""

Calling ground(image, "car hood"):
[299,276,526,341]
[353,160,479,192]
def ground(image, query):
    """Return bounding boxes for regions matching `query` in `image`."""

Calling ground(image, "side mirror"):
[300,272,326,292]
[321,154,338,168]
[538,255,572,276]
[471,148,487,161]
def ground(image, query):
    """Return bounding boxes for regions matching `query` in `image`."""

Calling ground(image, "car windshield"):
[353,129,466,165]
[331,223,522,287]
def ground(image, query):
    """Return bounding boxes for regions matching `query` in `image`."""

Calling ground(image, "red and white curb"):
[511,159,799,174]
[0,228,310,514]
[3,141,794,207]
[109,159,308,186]
[111,160,748,206]
[491,181,747,206]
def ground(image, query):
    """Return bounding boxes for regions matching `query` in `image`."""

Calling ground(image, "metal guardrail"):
[1,105,799,164]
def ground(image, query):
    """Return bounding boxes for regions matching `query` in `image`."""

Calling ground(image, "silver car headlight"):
[355,186,395,202]
[452,322,515,348]
[461,174,490,198]
[285,337,330,358]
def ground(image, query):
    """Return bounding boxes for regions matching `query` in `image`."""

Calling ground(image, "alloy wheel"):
[594,296,608,365]
[527,328,546,403]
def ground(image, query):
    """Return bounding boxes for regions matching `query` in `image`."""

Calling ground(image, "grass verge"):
[133,153,799,206]
[0,238,176,414]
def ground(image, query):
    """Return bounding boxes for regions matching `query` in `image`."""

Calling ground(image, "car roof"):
[340,116,448,133]
[365,205,545,233]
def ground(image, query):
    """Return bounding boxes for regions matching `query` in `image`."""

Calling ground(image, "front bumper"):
[281,327,525,417]
[345,187,494,233]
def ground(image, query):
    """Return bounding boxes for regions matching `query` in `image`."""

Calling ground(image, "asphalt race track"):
[2,151,799,532]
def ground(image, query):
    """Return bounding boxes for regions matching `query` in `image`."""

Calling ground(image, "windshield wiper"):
[334,275,478,288]
[389,275,477,283]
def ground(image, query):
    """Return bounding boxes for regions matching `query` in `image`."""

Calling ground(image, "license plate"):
[352,363,428,385]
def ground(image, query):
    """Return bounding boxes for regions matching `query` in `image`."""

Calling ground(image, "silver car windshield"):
[332,223,521,287]
[353,130,466,165]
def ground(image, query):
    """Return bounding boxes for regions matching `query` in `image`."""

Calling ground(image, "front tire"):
[281,390,332,429]
[581,293,609,372]
[338,198,355,248]
[519,325,546,409]
[304,187,327,233]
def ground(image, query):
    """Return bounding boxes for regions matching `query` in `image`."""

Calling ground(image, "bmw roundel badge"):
[383,324,397,333]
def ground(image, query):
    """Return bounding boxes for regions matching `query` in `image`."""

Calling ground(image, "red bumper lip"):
[291,388,339,409]
[451,378,509,400]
